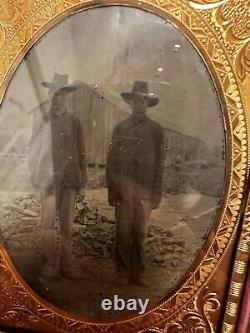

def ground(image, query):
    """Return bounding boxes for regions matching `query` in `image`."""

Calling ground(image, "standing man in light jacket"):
[29,81,86,279]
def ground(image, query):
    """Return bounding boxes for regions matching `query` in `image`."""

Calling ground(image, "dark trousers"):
[115,177,152,278]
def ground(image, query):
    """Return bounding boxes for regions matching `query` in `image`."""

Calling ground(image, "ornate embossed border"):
[0,0,249,332]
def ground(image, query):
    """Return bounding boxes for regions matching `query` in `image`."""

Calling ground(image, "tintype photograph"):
[0,6,225,318]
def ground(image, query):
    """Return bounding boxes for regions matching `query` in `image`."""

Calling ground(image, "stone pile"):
[0,194,42,252]
[1,194,187,268]
[73,197,187,267]
[73,197,115,258]
[2,193,40,222]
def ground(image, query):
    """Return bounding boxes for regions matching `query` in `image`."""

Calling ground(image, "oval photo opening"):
[0,6,225,319]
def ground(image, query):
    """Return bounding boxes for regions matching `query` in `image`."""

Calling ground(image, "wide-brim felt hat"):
[53,85,77,95]
[121,81,159,108]
[42,73,77,95]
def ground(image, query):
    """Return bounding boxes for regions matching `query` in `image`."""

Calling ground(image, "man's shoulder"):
[113,117,132,131]
[33,114,49,129]
[147,117,164,133]
[65,111,81,124]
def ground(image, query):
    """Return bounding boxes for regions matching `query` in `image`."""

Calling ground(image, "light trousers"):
[41,185,76,270]
[115,177,152,278]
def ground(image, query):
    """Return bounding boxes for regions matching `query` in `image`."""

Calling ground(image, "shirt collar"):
[131,113,148,125]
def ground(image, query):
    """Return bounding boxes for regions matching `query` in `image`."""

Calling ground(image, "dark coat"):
[106,115,165,207]
[28,108,87,192]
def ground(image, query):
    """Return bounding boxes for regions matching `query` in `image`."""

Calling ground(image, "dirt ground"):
[0,189,220,319]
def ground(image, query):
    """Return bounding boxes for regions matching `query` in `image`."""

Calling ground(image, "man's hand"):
[77,187,85,198]
[151,202,159,210]
[151,193,161,210]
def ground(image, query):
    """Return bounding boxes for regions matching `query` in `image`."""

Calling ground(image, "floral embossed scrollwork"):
[0,0,32,49]
[0,0,247,332]
[215,0,250,42]
[215,0,250,82]
[0,24,5,48]
[0,254,38,327]
[164,288,220,333]
[0,0,31,24]
[189,0,250,82]
[0,0,17,24]
[236,43,250,81]
[190,0,225,3]
[189,0,227,10]
[62,0,81,6]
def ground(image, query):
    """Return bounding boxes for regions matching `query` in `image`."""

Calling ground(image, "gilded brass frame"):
[0,0,249,332]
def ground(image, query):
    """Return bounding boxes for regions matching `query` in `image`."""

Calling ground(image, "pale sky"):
[1,6,225,150]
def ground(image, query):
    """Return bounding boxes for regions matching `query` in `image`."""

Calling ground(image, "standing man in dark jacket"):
[29,82,87,279]
[106,81,165,286]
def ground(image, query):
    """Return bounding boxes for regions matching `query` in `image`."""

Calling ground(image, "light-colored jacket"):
[28,109,86,192]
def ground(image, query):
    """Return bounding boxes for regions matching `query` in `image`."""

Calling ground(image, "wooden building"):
[31,81,127,167]
[164,129,207,166]
[0,81,210,191]
[31,80,208,168]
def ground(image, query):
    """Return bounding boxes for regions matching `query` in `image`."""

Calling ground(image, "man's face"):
[52,91,68,111]
[131,95,148,115]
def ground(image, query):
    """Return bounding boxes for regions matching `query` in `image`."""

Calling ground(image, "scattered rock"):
[171,259,178,267]
[87,212,97,220]
[165,245,174,252]
[30,205,41,213]
[76,202,85,211]
[23,209,39,218]
[154,256,165,264]
[3,203,24,214]
[175,246,184,253]
[1,193,187,267]
[19,226,34,234]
